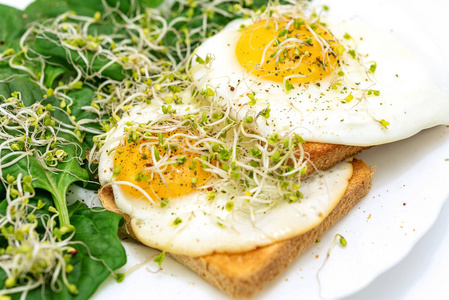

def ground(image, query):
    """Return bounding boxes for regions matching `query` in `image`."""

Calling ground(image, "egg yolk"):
[236,19,339,84]
[113,131,210,203]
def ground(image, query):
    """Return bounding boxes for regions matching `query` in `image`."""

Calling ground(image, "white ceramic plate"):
[87,125,449,300]
[3,0,449,299]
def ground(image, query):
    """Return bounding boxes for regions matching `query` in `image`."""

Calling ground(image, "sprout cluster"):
[0,174,79,298]
[0,1,257,163]
[111,90,308,222]
[0,92,85,171]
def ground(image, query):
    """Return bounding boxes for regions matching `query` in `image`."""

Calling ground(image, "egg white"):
[99,101,353,256]
[191,17,449,146]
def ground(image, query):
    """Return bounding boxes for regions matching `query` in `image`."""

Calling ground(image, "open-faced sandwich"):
[1,0,448,298]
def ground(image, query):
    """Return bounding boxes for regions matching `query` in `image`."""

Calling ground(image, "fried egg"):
[190,5,449,146]
[98,98,353,256]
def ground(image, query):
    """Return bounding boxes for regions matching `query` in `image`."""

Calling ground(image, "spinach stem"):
[41,159,71,227]
[52,190,70,227]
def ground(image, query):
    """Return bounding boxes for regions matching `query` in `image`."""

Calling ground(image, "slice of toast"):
[301,143,369,177]
[99,157,374,298]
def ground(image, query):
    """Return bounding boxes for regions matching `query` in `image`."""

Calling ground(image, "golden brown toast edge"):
[302,143,369,177]
[99,158,374,298]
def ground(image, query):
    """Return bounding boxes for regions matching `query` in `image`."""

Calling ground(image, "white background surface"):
[2,0,449,299]
[346,199,449,300]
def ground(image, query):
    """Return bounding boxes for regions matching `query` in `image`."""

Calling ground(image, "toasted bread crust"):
[99,159,374,298]
[302,143,368,177]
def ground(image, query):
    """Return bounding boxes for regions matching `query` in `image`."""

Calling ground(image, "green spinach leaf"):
[25,0,164,20]
[0,5,27,52]
[33,34,125,81]
[29,204,126,300]
[0,200,126,300]
[0,76,89,226]
[44,65,70,88]
[0,75,43,106]
[1,144,88,227]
